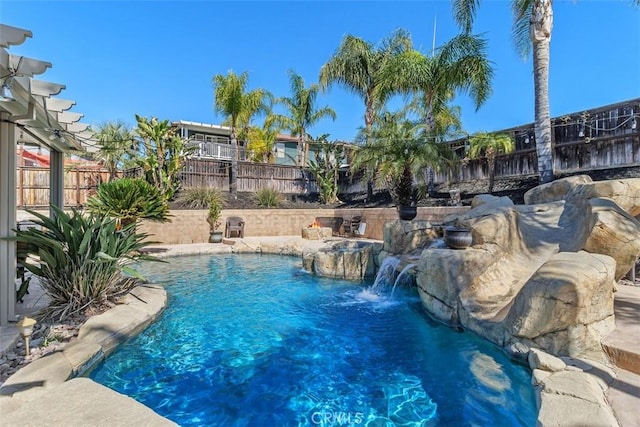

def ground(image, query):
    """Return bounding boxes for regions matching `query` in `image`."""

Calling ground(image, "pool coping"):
[0,239,623,426]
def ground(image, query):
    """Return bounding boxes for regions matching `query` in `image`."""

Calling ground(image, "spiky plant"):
[175,186,226,210]
[12,206,161,321]
[86,178,170,228]
[253,188,281,208]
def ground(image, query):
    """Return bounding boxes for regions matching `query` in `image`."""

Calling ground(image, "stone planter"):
[209,231,223,243]
[398,205,417,221]
[444,227,472,249]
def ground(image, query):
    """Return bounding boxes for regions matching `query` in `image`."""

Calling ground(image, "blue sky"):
[2,0,639,142]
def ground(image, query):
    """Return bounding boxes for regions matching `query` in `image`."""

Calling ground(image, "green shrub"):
[254,188,281,208]
[87,178,170,227]
[175,186,226,210]
[13,206,161,321]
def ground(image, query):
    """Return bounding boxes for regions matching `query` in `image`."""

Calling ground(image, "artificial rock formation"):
[408,176,640,362]
[303,241,382,280]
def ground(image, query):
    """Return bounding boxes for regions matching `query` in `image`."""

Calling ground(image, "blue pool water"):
[90,254,537,426]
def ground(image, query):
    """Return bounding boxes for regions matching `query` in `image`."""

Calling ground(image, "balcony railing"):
[187,140,247,161]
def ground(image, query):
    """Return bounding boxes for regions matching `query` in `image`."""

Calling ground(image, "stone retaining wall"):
[138,207,469,244]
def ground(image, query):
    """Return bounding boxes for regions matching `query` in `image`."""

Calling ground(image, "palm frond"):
[452,0,481,33]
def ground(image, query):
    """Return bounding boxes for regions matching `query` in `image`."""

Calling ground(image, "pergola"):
[0,24,91,326]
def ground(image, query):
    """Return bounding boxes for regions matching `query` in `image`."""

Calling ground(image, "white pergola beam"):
[62,122,89,133]
[30,78,65,97]
[0,24,32,48]
[0,50,51,76]
[56,111,83,124]
[46,98,75,112]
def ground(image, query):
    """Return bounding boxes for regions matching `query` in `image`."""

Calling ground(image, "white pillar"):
[49,148,64,216]
[0,112,17,325]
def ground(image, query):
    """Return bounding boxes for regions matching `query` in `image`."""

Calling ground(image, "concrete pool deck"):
[0,238,638,426]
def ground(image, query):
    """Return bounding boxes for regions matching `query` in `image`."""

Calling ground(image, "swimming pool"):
[90,254,536,426]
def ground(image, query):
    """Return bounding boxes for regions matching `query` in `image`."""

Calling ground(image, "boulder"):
[567,178,640,217]
[307,241,379,280]
[524,174,592,205]
[413,176,640,362]
[507,252,615,339]
[536,371,619,427]
[528,348,566,372]
[383,220,439,255]
[470,194,514,209]
[582,198,640,279]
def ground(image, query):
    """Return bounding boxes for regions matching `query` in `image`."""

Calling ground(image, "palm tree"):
[271,70,337,166]
[212,70,271,196]
[452,0,553,183]
[467,132,515,193]
[352,110,452,214]
[319,29,413,137]
[320,29,413,198]
[92,120,134,181]
[382,34,493,132]
[379,33,493,193]
[246,123,279,163]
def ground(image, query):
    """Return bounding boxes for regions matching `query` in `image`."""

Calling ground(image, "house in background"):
[172,120,313,167]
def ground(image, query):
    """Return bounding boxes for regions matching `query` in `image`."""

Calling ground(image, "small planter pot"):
[444,227,473,249]
[398,205,417,221]
[209,231,223,244]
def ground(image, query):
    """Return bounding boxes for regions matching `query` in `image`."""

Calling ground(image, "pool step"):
[602,285,640,375]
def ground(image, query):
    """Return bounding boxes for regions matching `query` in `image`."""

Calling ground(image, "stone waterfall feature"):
[303,240,383,280]
[413,176,640,362]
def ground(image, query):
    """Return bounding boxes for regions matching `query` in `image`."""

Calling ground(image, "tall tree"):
[212,70,271,196]
[467,131,515,193]
[379,33,493,192]
[92,120,134,181]
[452,0,554,183]
[134,115,192,201]
[319,29,413,137]
[271,70,336,166]
[319,29,413,198]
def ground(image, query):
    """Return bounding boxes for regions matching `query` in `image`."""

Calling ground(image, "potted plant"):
[207,200,223,243]
[352,111,453,220]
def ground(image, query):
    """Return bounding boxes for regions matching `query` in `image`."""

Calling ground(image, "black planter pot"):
[398,205,417,221]
[444,227,473,249]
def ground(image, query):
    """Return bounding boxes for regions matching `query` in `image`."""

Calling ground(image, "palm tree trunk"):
[488,150,496,193]
[531,0,554,184]
[365,101,374,201]
[230,129,238,197]
[425,101,436,196]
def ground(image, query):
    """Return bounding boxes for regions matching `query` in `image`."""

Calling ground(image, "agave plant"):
[13,206,161,321]
[86,177,170,228]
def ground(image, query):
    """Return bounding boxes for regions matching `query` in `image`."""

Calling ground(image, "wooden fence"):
[23,99,638,206]
[17,166,109,208]
[435,98,640,183]
[176,159,319,194]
